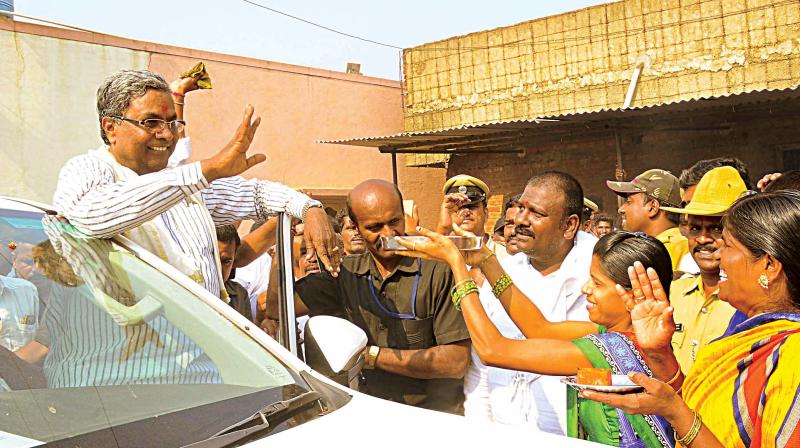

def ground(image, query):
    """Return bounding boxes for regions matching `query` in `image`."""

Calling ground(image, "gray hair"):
[96,69,170,144]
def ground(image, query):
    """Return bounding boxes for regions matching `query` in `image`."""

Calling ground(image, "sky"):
[12,0,609,80]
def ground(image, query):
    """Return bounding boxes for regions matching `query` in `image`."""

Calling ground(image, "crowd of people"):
[2,67,800,447]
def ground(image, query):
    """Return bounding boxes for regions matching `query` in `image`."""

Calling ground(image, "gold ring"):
[331,247,340,252]
[412,242,417,251]
[634,296,645,302]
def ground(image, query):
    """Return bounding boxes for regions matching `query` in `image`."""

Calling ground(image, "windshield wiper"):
[184,390,322,448]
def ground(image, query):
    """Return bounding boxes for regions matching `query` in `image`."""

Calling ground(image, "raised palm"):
[201,105,264,182]
[617,262,675,351]
[630,298,674,351]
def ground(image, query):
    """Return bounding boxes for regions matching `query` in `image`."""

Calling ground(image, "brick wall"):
[485,194,506,235]
[402,0,800,133]
[446,98,800,217]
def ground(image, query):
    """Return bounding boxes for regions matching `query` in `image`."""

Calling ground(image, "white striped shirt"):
[40,217,222,387]
[52,152,317,299]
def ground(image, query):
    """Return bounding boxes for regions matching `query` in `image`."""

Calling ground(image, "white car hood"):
[250,389,602,447]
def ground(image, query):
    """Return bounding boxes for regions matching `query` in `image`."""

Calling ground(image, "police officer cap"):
[443,175,489,206]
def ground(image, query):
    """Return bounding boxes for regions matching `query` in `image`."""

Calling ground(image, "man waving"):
[53,69,340,300]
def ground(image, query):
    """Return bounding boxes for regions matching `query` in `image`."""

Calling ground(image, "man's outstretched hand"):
[303,207,342,277]
[201,105,264,182]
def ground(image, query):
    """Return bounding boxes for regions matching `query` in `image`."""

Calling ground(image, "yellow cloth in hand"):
[180,62,213,89]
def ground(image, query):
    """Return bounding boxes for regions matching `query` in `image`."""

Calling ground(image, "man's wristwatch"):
[364,345,381,370]
[301,200,323,221]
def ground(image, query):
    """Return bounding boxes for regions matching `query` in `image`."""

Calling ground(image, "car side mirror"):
[303,316,367,390]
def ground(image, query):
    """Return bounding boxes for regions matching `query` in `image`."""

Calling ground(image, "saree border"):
[586,333,674,448]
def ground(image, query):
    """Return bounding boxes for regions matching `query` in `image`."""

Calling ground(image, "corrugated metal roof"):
[318,118,553,147]
[318,86,800,152]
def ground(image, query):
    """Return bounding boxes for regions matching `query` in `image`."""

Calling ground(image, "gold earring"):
[758,273,769,289]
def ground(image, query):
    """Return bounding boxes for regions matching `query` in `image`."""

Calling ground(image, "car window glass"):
[0,206,307,445]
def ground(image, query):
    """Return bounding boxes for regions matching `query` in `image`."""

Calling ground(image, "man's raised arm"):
[53,105,263,238]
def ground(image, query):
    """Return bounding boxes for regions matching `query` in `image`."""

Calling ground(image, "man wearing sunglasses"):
[52,69,340,306]
[660,166,747,374]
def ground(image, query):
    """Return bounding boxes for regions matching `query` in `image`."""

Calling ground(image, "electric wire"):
[5,1,796,54]
[241,0,403,49]
[238,0,797,53]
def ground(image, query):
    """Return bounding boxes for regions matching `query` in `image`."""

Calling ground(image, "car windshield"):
[0,201,339,446]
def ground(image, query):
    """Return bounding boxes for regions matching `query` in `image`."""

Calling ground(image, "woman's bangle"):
[451,280,478,311]
[171,91,186,98]
[665,366,683,388]
[491,273,513,297]
[173,101,185,106]
[674,410,702,446]
[477,251,495,269]
[453,285,478,311]
[450,278,473,297]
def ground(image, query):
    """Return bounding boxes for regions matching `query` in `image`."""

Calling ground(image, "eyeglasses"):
[112,116,185,134]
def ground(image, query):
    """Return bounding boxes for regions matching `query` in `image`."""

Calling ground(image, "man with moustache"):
[476,172,596,432]
[215,225,253,321]
[336,208,367,255]
[661,166,746,374]
[436,175,509,261]
[292,235,322,278]
[265,179,470,414]
[53,69,340,299]
[675,157,753,276]
[501,195,522,256]
[40,69,339,386]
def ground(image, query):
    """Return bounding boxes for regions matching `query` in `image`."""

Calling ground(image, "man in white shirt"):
[52,69,340,302]
[479,172,596,433]
[0,275,39,352]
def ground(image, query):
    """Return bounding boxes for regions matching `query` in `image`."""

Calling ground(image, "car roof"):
[0,197,53,214]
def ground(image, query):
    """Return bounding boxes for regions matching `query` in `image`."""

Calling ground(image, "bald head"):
[347,179,404,225]
[346,179,405,259]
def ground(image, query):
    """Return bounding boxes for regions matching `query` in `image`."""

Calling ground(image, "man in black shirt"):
[216,225,253,321]
[266,179,470,414]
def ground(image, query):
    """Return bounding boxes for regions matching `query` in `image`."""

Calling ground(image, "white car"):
[0,197,598,447]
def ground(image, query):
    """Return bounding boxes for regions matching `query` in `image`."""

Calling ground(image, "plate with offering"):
[561,368,644,393]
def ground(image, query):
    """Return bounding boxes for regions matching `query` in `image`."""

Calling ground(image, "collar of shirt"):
[350,253,420,289]
[683,275,720,302]
[501,235,594,322]
[657,227,683,243]
[512,232,595,281]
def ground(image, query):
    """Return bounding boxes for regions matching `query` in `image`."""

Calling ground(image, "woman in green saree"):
[398,228,680,447]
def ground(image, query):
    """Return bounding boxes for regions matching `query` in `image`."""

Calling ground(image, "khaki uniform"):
[670,275,737,374]
[296,253,470,414]
[656,227,690,272]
